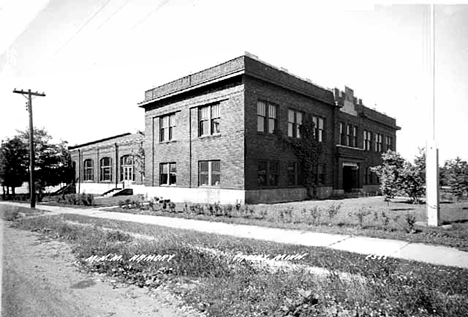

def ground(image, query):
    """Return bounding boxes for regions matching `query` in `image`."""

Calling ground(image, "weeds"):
[308,206,321,225]
[326,203,342,221]
[405,213,417,233]
[11,213,468,317]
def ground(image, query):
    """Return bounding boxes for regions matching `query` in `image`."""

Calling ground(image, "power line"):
[97,0,133,29]
[54,0,114,56]
[14,0,116,90]
[132,0,171,29]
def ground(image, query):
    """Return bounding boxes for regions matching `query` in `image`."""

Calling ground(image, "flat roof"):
[68,132,136,150]
[138,54,336,107]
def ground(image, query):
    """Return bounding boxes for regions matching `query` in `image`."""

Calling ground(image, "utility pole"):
[426,4,440,226]
[13,89,46,209]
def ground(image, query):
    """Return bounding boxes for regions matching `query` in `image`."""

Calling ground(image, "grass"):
[97,196,468,251]
[9,211,468,316]
[0,204,48,221]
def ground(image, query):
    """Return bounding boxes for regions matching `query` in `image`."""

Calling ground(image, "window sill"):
[198,185,221,188]
[159,140,177,144]
[159,184,177,187]
[198,133,221,139]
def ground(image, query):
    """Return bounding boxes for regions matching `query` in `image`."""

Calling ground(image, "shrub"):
[405,213,417,233]
[168,202,176,213]
[326,203,341,221]
[351,206,371,228]
[381,211,390,229]
[308,206,321,225]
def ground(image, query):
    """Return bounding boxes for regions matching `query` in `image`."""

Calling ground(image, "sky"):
[0,0,467,164]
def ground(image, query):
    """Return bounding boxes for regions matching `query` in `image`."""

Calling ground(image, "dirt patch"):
[1,220,203,317]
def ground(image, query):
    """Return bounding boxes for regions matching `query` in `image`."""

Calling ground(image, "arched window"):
[83,159,94,181]
[100,157,112,182]
[120,155,135,181]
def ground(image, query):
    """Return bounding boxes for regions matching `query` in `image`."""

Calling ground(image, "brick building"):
[69,54,399,203]
[136,54,400,203]
[69,132,145,195]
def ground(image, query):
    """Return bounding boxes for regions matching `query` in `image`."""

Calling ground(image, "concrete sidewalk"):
[2,202,468,269]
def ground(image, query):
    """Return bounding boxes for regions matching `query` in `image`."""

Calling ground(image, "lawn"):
[91,195,468,252]
[9,211,468,317]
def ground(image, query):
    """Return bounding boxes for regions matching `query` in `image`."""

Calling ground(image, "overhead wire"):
[132,0,171,29]
[97,0,133,30]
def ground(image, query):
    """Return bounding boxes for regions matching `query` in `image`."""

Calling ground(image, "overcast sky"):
[1,0,467,163]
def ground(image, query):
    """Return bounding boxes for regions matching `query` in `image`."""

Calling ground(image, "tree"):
[371,150,425,203]
[441,157,468,201]
[0,136,28,198]
[371,150,405,201]
[133,141,145,181]
[16,127,74,200]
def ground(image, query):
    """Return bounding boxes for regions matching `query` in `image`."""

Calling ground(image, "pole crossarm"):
[13,89,46,97]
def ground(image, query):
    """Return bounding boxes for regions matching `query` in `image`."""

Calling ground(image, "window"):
[375,134,383,152]
[83,159,94,181]
[257,101,277,134]
[287,162,302,186]
[160,113,176,142]
[386,136,393,151]
[160,162,176,185]
[352,126,358,147]
[313,116,324,142]
[258,161,279,186]
[339,122,346,145]
[347,124,353,146]
[99,157,112,182]
[120,155,135,181]
[363,130,372,151]
[288,109,303,138]
[199,160,221,186]
[199,104,220,136]
[314,164,326,185]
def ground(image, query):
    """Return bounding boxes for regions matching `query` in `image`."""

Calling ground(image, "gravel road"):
[1,219,197,317]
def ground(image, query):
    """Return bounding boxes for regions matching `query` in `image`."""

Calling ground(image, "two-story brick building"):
[69,53,399,204]
[136,54,400,203]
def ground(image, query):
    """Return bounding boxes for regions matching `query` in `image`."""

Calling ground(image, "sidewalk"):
[2,202,468,269]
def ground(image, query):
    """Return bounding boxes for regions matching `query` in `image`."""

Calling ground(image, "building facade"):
[69,132,145,195]
[136,54,400,203]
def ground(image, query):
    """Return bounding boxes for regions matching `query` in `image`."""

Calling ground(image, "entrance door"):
[342,163,359,193]
[120,155,135,182]
[343,166,354,193]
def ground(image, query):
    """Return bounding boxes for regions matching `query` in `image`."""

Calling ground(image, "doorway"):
[342,163,359,193]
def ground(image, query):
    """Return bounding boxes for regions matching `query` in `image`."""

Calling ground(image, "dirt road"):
[1,220,197,317]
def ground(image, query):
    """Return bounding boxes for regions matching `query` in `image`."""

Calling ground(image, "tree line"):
[372,149,468,203]
[0,128,74,200]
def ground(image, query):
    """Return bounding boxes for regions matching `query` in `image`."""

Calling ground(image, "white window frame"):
[198,160,221,187]
[160,113,176,142]
[199,104,220,137]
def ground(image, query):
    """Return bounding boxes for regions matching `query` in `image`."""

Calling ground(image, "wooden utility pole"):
[12,89,46,208]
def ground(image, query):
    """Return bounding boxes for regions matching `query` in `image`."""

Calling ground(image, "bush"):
[61,193,94,206]
[326,203,341,221]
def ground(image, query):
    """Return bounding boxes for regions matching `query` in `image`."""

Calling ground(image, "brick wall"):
[69,133,144,194]
[244,75,335,191]
[144,80,245,189]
